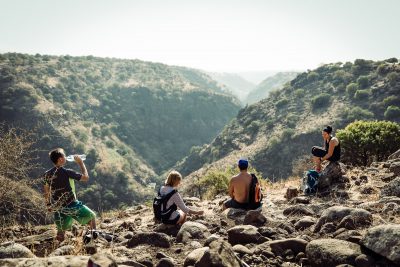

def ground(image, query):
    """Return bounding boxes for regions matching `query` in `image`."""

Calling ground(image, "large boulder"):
[227,225,267,245]
[243,209,267,226]
[313,206,372,233]
[184,247,209,267]
[389,162,400,176]
[388,149,400,160]
[49,245,75,256]
[88,253,118,267]
[0,255,90,267]
[381,177,400,197]
[360,224,400,265]
[294,216,317,230]
[318,161,344,188]
[306,239,362,267]
[0,242,35,259]
[283,204,315,216]
[176,222,210,243]
[127,232,171,248]
[268,238,309,255]
[195,240,241,267]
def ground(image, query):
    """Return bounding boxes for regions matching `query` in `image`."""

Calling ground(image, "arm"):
[228,179,234,199]
[172,193,203,215]
[74,155,89,182]
[321,139,338,161]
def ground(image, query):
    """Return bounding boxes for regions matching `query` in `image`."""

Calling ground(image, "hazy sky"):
[1,0,399,71]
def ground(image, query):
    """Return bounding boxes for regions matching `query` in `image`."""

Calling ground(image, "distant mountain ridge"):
[176,58,400,181]
[207,72,256,103]
[246,72,300,104]
[0,52,241,209]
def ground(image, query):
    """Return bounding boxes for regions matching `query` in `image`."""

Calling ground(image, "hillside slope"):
[177,58,400,181]
[246,72,300,104]
[207,72,256,103]
[0,52,241,209]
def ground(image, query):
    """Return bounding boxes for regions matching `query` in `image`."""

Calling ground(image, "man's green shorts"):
[54,200,96,231]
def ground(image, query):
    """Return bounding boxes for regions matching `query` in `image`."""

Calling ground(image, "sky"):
[0,0,399,72]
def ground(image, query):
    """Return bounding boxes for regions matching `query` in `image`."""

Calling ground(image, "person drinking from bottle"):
[43,148,96,242]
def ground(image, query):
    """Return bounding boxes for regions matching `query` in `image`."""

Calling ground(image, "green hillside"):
[0,52,241,210]
[177,58,400,180]
[245,72,300,104]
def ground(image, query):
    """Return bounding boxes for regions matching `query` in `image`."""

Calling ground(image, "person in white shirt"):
[159,171,204,225]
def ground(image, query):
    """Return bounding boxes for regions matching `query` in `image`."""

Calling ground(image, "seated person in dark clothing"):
[311,125,341,172]
[222,159,262,210]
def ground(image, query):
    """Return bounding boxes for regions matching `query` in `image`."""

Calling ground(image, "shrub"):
[383,96,400,107]
[0,126,46,226]
[275,98,289,108]
[387,72,399,86]
[336,120,400,166]
[384,106,400,120]
[346,83,358,97]
[307,71,319,82]
[195,168,235,199]
[357,75,369,89]
[343,107,374,122]
[354,89,370,100]
[311,93,331,109]
[294,88,305,98]
[385,57,398,63]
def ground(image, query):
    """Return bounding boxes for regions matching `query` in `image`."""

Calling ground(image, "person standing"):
[43,148,96,242]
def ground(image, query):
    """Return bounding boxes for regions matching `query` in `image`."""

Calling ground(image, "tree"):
[337,121,400,166]
[384,106,400,120]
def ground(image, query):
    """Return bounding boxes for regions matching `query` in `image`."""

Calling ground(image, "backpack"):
[304,170,319,195]
[153,188,177,222]
[248,173,263,209]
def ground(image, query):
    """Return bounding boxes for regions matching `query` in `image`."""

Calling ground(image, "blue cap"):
[238,159,248,169]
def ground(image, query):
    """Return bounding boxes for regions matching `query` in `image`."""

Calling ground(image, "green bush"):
[354,89,370,100]
[336,120,400,165]
[275,98,289,108]
[357,75,369,89]
[294,88,305,98]
[311,93,331,109]
[387,72,399,86]
[346,83,358,97]
[195,168,235,199]
[307,72,319,82]
[385,57,398,63]
[343,107,374,122]
[384,106,400,120]
[383,96,400,107]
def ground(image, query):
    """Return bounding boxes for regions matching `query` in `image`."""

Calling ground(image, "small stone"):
[156,252,169,259]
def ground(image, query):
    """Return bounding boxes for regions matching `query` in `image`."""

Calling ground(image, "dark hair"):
[323,125,333,134]
[238,159,248,170]
[49,148,65,164]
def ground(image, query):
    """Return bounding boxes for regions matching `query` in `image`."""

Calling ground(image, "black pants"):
[311,146,327,158]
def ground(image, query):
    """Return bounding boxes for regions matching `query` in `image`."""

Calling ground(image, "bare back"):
[229,172,252,203]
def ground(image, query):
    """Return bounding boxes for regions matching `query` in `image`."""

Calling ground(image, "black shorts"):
[311,146,327,158]
[224,199,250,210]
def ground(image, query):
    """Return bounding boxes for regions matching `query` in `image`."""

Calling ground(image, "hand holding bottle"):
[66,154,86,162]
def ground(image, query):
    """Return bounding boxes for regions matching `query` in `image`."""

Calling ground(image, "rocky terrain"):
[1,152,400,267]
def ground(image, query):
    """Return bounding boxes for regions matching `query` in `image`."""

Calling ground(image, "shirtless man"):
[222,159,253,210]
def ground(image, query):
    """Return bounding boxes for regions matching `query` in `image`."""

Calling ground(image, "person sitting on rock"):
[43,148,96,242]
[222,158,261,210]
[311,125,341,173]
[158,170,204,225]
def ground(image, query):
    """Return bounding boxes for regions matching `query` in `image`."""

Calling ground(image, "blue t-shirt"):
[44,167,82,207]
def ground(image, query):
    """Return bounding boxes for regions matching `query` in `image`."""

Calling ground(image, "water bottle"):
[66,154,86,162]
